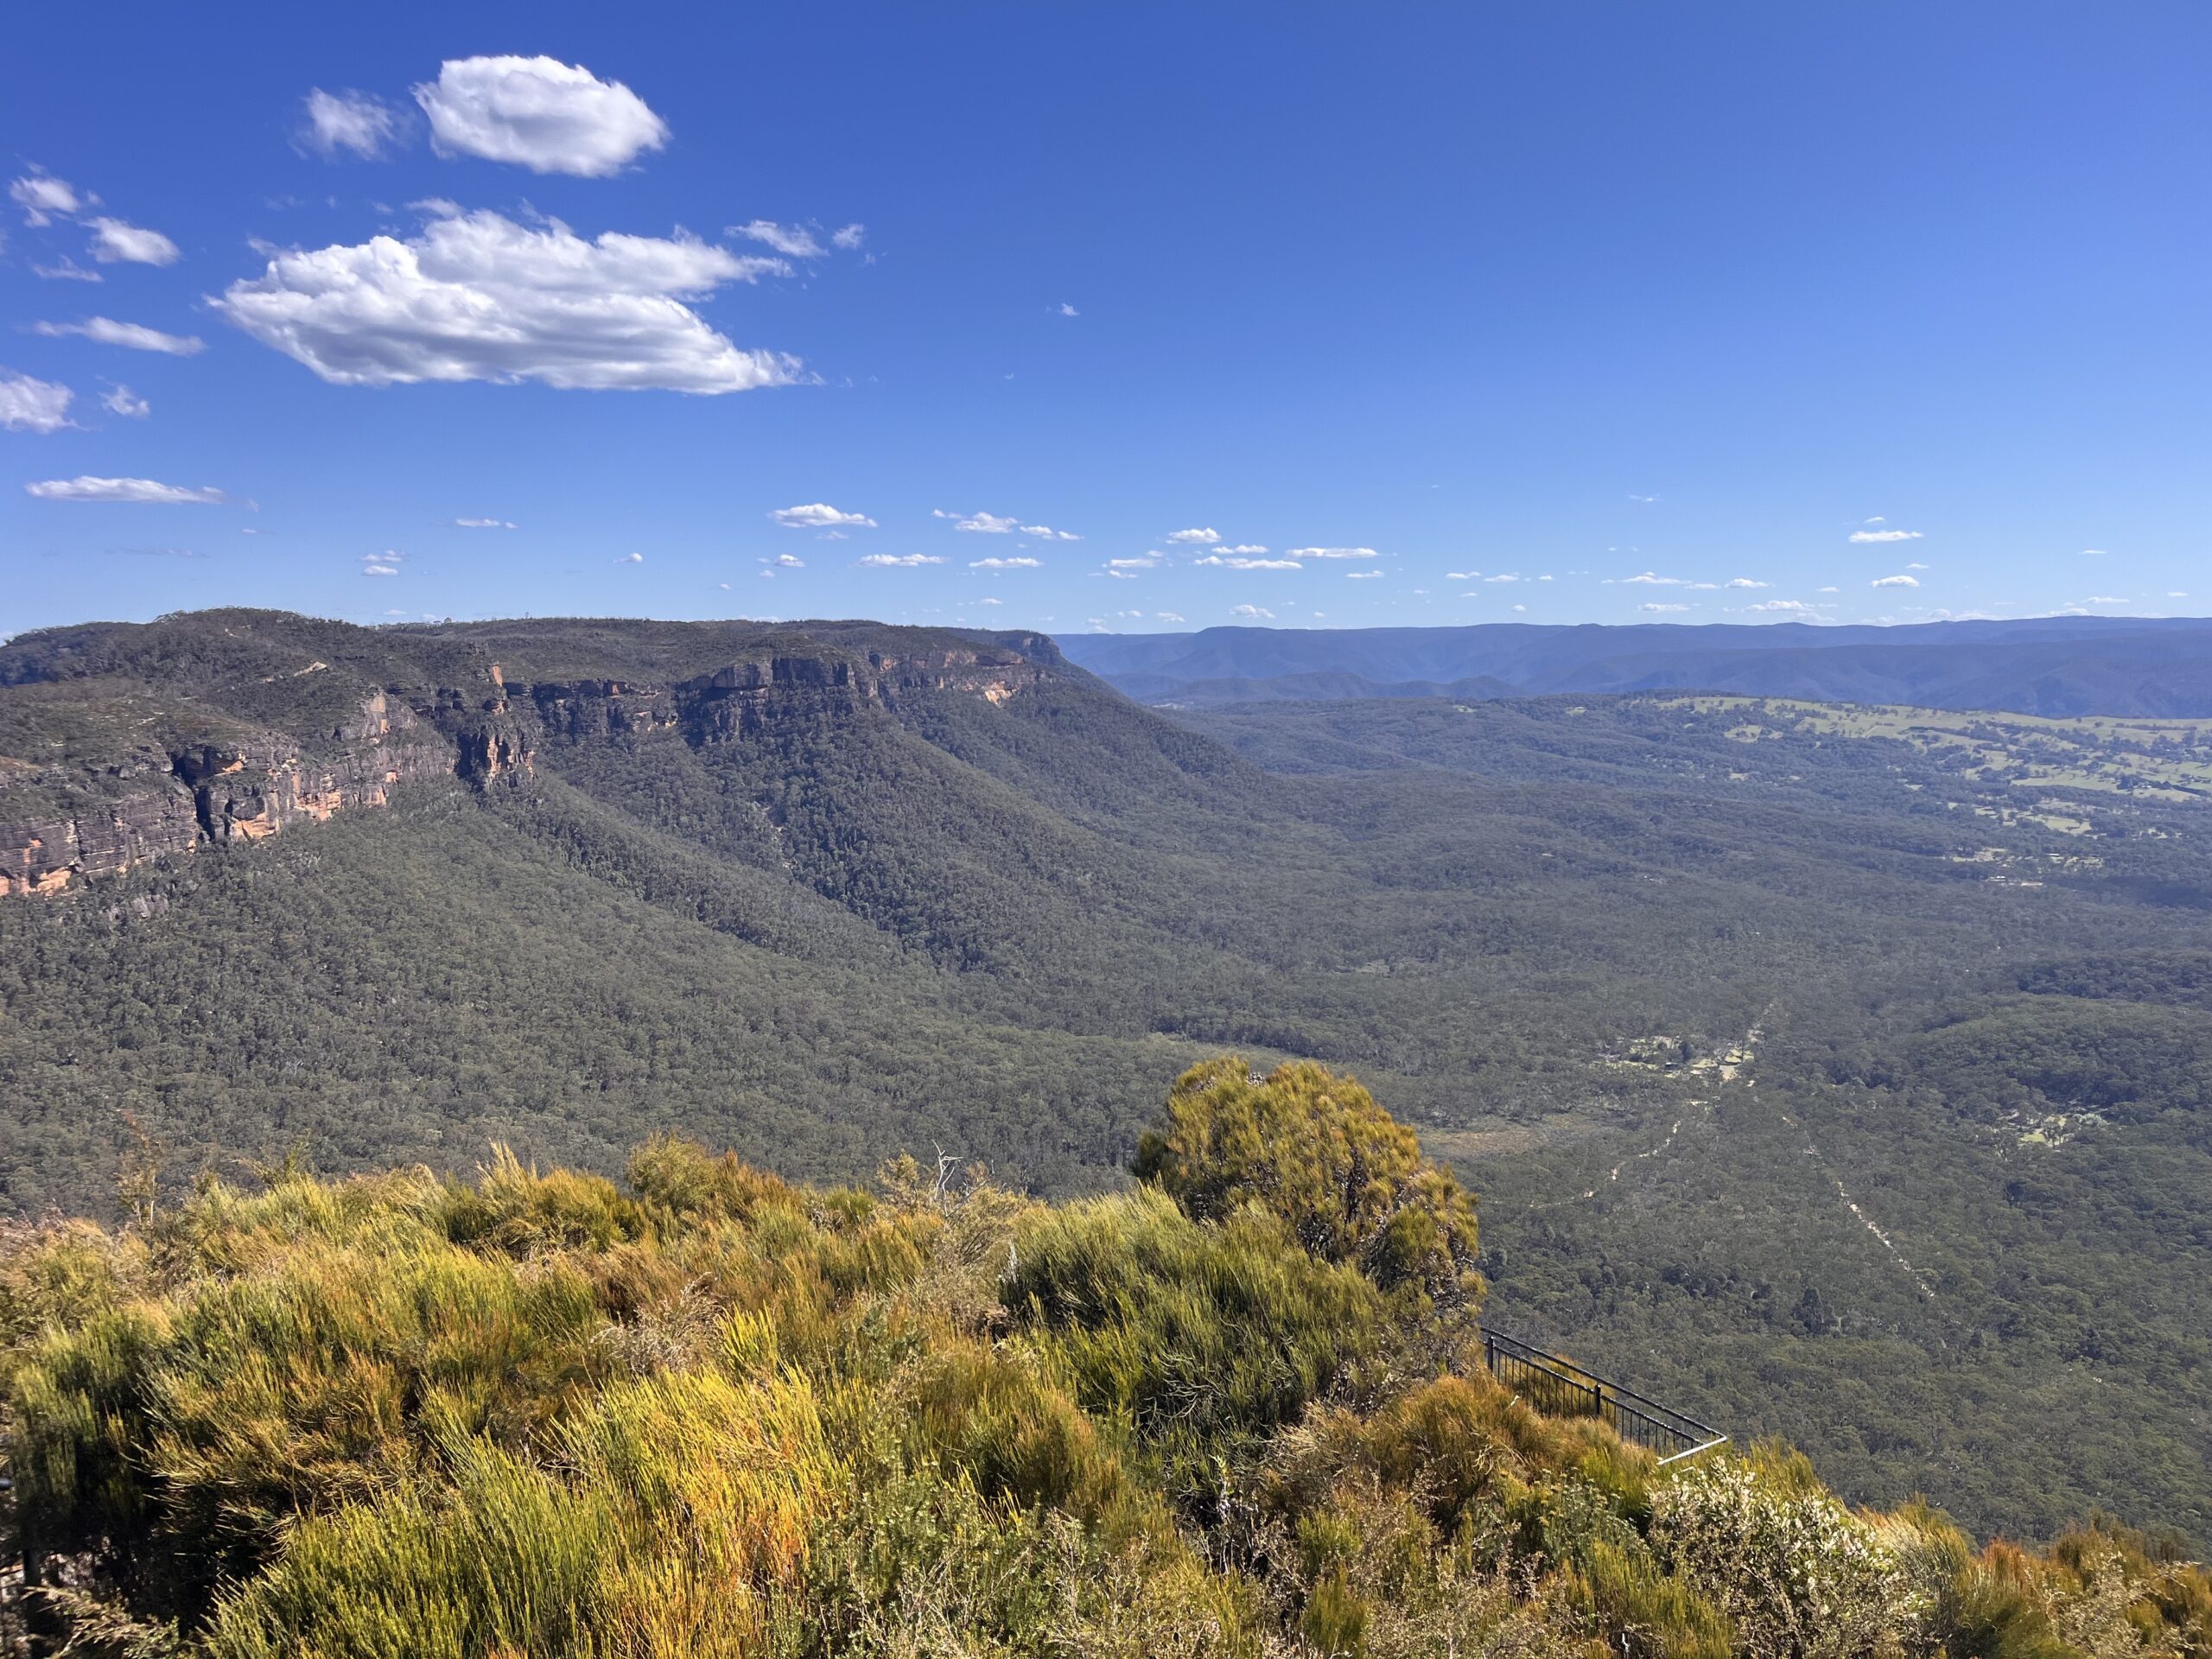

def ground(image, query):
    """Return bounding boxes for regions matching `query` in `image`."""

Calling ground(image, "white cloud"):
[831,224,865,251]
[1628,493,1659,503]
[1216,543,1268,556]
[2083,594,2126,605]
[0,371,75,433]
[1230,604,1274,620]
[934,510,1020,533]
[969,556,1039,569]
[214,208,798,392]
[1638,602,1691,613]
[1484,573,1520,583]
[1871,574,1920,588]
[35,317,206,354]
[87,218,180,266]
[771,553,804,568]
[10,168,85,226]
[1019,524,1080,540]
[1906,562,1929,569]
[1198,554,1302,569]
[413,56,670,177]
[1108,556,1157,569]
[977,596,1003,606]
[731,219,824,258]
[2168,591,2188,599]
[1849,529,1922,543]
[1345,570,1382,580]
[614,551,644,564]
[101,384,149,419]
[362,562,400,576]
[1166,527,1220,544]
[1864,516,1885,524]
[303,89,403,159]
[25,475,226,504]
[2080,548,2107,556]
[1445,571,1477,582]
[449,517,516,529]
[1746,599,1822,614]
[1725,578,1767,589]
[1286,545,1378,560]
[32,257,101,283]
[770,502,874,529]
[1156,612,1184,623]
[1816,586,1840,594]
[858,553,942,568]
[1057,302,1078,317]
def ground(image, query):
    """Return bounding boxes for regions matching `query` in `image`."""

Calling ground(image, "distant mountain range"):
[1058,615,2212,715]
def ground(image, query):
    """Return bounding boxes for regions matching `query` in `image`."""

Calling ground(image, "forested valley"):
[3,608,2209,1558]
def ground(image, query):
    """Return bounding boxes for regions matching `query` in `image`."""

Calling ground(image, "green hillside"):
[3,611,2210,1552]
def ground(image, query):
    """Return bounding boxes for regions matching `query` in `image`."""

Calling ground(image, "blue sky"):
[3,1,2207,640]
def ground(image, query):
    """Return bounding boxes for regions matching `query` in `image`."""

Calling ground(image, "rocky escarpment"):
[0,634,1054,898]
[0,693,509,897]
[528,645,1052,747]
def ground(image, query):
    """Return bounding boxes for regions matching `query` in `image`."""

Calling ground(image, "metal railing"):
[1478,1326,1727,1465]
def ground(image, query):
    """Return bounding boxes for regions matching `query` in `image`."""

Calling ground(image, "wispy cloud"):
[35,317,205,354]
[448,517,517,529]
[101,384,149,419]
[0,370,76,433]
[969,556,1039,569]
[730,220,825,258]
[1638,601,1690,613]
[1725,578,1767,589]
[86,218,179,266]
[613,551,644,564]
[1230,604,1274,620]
[934,509,1019,534]
[1850,529,1922,543]
[1745,599,1823,614]
[1198,554,1302,569]
[1286,545,1378,560]
[1019,524,1080,541]
[302,88,404,159]
[26,474,225,504]
[10,168,86,226]
[858,552,943,568]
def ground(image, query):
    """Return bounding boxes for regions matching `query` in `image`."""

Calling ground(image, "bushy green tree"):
[1132,1058,1484,1319]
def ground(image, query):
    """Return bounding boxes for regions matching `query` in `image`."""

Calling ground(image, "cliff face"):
[1,693,466,897]
[0,631,1056,899]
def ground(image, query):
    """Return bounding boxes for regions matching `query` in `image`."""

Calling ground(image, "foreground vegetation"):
[1,1060,2203,1657]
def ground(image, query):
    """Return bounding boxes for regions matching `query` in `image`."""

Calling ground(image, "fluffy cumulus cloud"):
[1155,611,1185,624]
[1639,601,1690,613]
[413,57,670,178]
[10,168,84,226]
[770,553,804,568]
[1286,545,1378,560]
[1108,556,1157,569]
[87,218,180,265]
[614,552,644,564]
[1871,574,1920,588]
[1165,527,1220,544]
[1230,604,1274,620]
[934,510,1019,534]
[1850,529,1923,543]
[303,88,403,159]
[213,207,798,392]
[0,370,76,433]
[1725,578,1768,589]
[858,553,942,568]
[34,317,205,354]
[101,384,149,418]
[770,503,874,529]
[25,475,225,504]
[1198,554,1301,569]
[969,556,1039,569]
[1019,524,1080,541]
[1746,599,1822,614]
[1216,544,1268,556]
